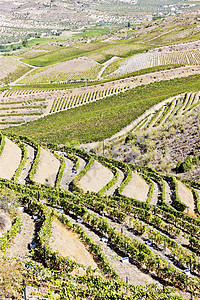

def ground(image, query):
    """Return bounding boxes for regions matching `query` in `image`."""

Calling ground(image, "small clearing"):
[78,160,113,193]
[49,218,98,271]
[0,137,21,180]
[121,172,149,201]
[77,156,86,173]
[33,147,60,186]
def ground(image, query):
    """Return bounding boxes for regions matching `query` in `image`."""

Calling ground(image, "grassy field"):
[72,26,121,38]
[21,40,151,67]
[0,57,32,85]
[3,75,200,145]
[21,46,89,67]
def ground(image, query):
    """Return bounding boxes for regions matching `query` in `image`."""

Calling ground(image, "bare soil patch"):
[18,143,35,185]
[33,147,60,187]
[176,180,195,214]
[105,167,124,196]
[49,218,98,271]
[78,160,113,193]
[0,137,21,180]
[122,172,149,201]
[59,156,74,190]
[20,56,100,83]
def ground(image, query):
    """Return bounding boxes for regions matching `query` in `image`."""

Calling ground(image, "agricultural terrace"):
[1,65,200,130]
[0,132,200,298]
[95,92,200,182]
[0,57,32,85]
[3,72,200,145]
[16,41,200,84]
[18,57,102,84]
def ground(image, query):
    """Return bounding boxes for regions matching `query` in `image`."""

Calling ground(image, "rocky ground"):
[97,107,200,182]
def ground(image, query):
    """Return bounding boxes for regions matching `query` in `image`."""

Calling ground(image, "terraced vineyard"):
[1,7,200,300]
[0,57,32,85]
[1,65,200,130]
[115,48,200,77]
[0,131,200,299]
[119,91,200,136]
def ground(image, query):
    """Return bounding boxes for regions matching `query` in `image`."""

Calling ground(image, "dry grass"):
[19,56,101,83]
[49,217,99,272]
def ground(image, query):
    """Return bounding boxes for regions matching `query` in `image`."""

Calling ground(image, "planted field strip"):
[78,160,114,193]
[154,100,174,127]
[0,115,41,127]
[100,212,190,278]
[125,91,198,138]
[0,137,21,180]
[1,146,200,298]
[176,92,192,115]
[121,172,149,201]
[63,199,200,289]
[7,212,35,260]
[49,85,130,114]
[183,92,199,112]
[1,66,200,132]
[66,214,157,286]
[115,49,200,76]
[33,147,60,187]
[151,106,166,128]
[17,143,35,185]
[0,95,49,128]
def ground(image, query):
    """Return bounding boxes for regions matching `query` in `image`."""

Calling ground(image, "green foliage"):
[0,257,23,299]
[54,153,65,188]
[176,155,200,173]
[29,144,41,185]
[4,75,200,145]
[0,215,22,252]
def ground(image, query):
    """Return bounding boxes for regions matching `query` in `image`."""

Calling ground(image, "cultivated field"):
[0,132,200,298]
[1,10,200,299]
